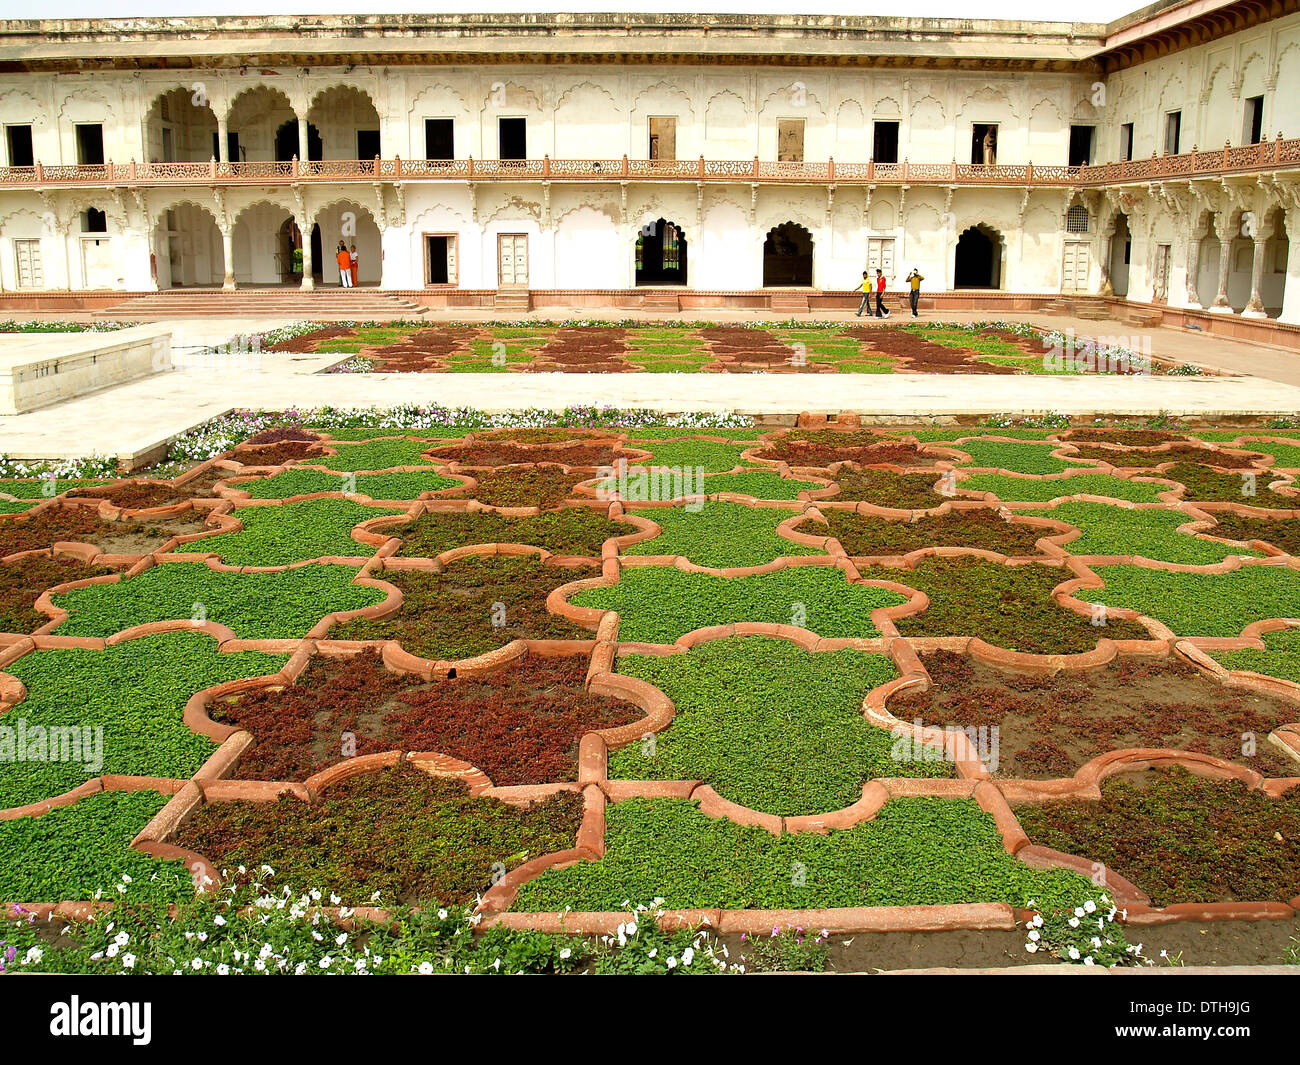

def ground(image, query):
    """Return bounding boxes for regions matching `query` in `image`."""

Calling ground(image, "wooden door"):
[497,233,528,287]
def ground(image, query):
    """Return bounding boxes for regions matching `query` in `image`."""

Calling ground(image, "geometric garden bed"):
[2,415,1299,971]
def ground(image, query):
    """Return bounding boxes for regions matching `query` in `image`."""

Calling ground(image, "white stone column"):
[1182,236,1202,309]
[1279,208,1300,326]
[298,218,315,290]
[298,116,310,165]
[219,222,236,290]
[1241,238,1270,318]
[216,116,230,165]
[1209,236,1234,313]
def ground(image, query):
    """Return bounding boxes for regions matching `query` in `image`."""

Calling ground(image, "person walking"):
[336,242,352,288]
[906,267,924,317]
[874,269,890,318]
[855,271,872,317]
[349,243,359,287]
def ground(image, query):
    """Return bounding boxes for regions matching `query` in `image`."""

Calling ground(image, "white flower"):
[1067,946,1081,961]
[213,915,227,926]
[121,954,136,969]
[1025,942,1039,953]
[682,947,694,966]
[1067,917,1080,928]
[418,962,434,975]
[216,963,229,975]
[559,948,572,960]
[1083,900,1097,913]
[1027,930,1040,942]
[191,958,203,970]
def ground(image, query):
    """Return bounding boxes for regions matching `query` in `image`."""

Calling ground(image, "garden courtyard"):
[1,388,1299,973]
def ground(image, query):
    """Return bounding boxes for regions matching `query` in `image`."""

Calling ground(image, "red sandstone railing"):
[2,135,1296,190]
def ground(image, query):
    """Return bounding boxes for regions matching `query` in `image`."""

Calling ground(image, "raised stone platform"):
[0,324,171,415]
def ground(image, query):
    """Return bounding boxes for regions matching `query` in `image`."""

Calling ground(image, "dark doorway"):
[635,218,687,286]
[356,129,380,160]
[1068,125,1095,167]
[971,124,997,165]
[499,117,527,160]
[82,208,107,233]
[872,121,899,164]
[425,119,454,160]
[6,125,33,167]
[762,222,814,287]
[1244,95,1264,145]
[954,225,1002,288]
[427,235,450,284]
[211,131,240,162]
[310,223,323,281]
[275,121,322,162]
[75,124,104,165]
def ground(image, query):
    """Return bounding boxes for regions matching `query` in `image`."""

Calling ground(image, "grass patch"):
[571,565,902,644]
[1038,502,1262,564]
[1210,626,1300,684]
[954,440,1074,475]
[237,468,460,500]
[611,637,945,815]
[1079,564,1300,637]
[514,796,1092,912]
[958,472,1167,504]
[624,501,820,568]
[315,438,437,472]
[177,499,399,566]
[51,562,381,639]
[0,633,285,810]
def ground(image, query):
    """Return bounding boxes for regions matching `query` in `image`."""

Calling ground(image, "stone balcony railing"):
[1,134,1296,190]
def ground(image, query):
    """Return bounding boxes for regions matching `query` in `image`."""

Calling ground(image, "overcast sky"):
[0,0,1140,24]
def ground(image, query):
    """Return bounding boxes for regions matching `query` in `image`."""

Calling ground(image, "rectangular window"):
[498,117,526,160]
[1164,111,1181,155]
[872,121,899,164]
[1120,122,1134,161]
[777,119,805,163]
[425,234,457,285]
[1244,95,1264,145]
[649,116,676,161]
[82,208,107,233]
[972,124,998,164]
[356,129,380,160]
[75,123,104,165]
[424,119,454,160]
[6,124,34,167]
[1068,125,1095,167]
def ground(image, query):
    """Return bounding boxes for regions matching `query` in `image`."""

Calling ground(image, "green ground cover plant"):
[395,507,632,558]
[174,766,583,906]
[1210,625,1300,683]
[624,501,820,568]
[958,472,1168,504]
[610,637,946,815]
[315,438,438,472]
[701,471,823,500]
[570,565,903,644]
[1163,462,1298,508]
[237,468,460,500]
[628,439,751,475]
[177,499,399,566]
[330,555,592,660]
[1015,767,1300,906]
[1079,564,1300,637]
[855,556,1151,653]
[0,789,190,904]
[0,633,286,810]
[1242,440,1300,468]
[1036,501,1262,564]
[954,440,1074,475]
[51,562,382,639]
[514,796,1092,912]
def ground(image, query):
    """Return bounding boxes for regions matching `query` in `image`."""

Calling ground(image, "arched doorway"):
[1108,214,1131,298]
[635,218,687,285]
[308,86,382,165]
[763,222,813,286]
[954,224,1003,289]
[316,201,381,286]
[275,120,322,163]
[277,218,324,284]
[144,87,218,163]
[151,202,222,289]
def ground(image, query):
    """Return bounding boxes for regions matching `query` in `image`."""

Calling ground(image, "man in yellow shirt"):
[906,267,924,317]
[855,271,872,317]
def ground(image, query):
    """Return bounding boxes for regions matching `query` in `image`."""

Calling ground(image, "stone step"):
[769,292,811,313]
[641,293,681,312]
[494,289,532,313]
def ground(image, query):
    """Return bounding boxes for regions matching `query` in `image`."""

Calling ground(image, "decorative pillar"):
[1209,235,1234,313]
[216,116,230,165]
[298,217,314,290]
[298,116,310,166]
[1183,236,1202,309]
[219,222,236,290]
[1099,229,1114,296]
[1241,238,1270,318]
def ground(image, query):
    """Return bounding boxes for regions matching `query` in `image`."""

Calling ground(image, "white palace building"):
[0,5,1299,330]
